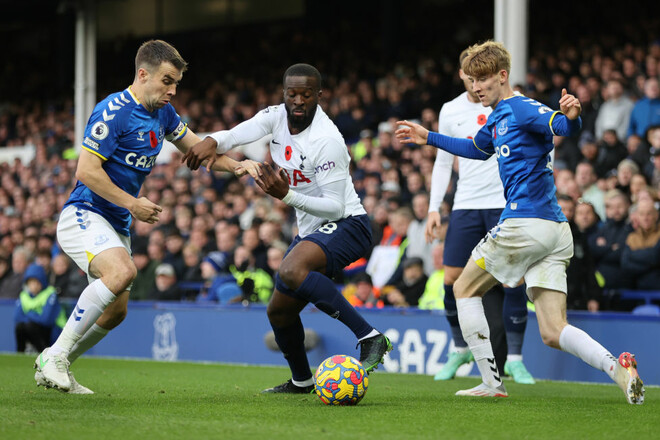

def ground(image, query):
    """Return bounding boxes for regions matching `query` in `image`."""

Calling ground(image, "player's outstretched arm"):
[75,150,162,224]
[176,130,262,178]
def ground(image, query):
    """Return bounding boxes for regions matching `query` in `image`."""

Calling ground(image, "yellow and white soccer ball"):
[314,354,368,405]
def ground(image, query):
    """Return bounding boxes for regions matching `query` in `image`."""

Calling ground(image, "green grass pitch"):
[1,353,657,440]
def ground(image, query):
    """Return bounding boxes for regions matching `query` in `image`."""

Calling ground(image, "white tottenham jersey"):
[430,92,506,211]
[215,104,365,237]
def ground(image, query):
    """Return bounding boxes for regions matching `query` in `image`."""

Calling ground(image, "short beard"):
[287,107,316,131]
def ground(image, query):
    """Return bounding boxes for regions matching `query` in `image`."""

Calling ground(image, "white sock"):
[358,329,380,341]
[559,325,617,380]
[68,324,110,364]
[50,279,116,355]
[507,354,523,362]
[453,346,470,354]
[292,377,314,387]
[457,297,502,388]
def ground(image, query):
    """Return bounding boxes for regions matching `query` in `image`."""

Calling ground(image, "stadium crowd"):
[1,11,660,314]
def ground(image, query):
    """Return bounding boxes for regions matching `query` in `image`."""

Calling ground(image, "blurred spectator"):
[554,135,581,173]
[595,79,634,141]
[0,255,11,294]
[630,173,650,204]
[163,230,186,278]
[265,240,288,277]
[615,159,640,196]
[0,246,31,299]
[366,207,413,287]
[230,245,273,304]
[148,263,180,301]
[131,242,159,301]
[575,161,606,220]
[14,264,66,352]
[575,83,598,135]
[647,127,660,187]
[342,272,383,309]
[180,243,204,284]
[621,199,660,290]
[405,192,434,276]
[418,242,445,310]
[558,195,602,312]
[574,199,602,243]
[240,226,269,272]
[197,251,241,304]
[578,133,610,179]
[589,189,634,292]
[382,256,427,307]
[51,254,87,299]
[598,129,628,175]
[628,77,660,139]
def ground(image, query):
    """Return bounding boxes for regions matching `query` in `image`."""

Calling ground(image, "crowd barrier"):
[1,299,658,385]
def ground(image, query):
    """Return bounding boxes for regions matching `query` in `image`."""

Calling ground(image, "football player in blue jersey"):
[34,40,261,394]
[396,41,644,404]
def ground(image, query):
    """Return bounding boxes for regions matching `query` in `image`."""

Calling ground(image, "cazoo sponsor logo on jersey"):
[125,152,158,169]
[495,144,511,158]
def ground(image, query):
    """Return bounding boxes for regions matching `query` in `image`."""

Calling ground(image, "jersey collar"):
[127,86,141,104]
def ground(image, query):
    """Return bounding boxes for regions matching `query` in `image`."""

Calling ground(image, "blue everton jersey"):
[472,95,574,222]
[65,87,187,236]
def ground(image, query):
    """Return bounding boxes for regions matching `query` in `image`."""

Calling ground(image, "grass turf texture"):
[1,353,657,440]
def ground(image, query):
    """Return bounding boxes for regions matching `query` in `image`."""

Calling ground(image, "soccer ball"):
[314,354,368,405]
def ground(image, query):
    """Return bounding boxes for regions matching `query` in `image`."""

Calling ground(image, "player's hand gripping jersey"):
[211,104,365,237]
[65,87,187,235]
[427,95,581,222]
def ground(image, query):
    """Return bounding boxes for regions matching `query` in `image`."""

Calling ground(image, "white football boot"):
[613,352,644,405]
[455,382,508,397]
[34,348,71,391]
[35,370,94,394]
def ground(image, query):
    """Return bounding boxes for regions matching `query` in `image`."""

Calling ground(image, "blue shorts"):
[443,209,503,267]
[283,214,372,278]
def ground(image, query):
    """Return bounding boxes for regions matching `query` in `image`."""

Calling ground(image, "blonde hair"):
[462,41,511,78]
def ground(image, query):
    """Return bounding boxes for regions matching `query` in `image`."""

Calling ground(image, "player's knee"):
[453,280,470,299]
[105,262,137,292]
[277,262,306,291]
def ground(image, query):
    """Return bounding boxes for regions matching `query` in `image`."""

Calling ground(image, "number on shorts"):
[317,222,338,234]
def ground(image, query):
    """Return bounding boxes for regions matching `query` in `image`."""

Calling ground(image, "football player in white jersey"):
[397,41,643,404]
[429,49,534,384]
[183,64,392,393]
[35,40,261,394]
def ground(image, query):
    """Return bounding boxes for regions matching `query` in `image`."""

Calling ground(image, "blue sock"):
[503,285,528,355]
[444,284,467,348]
[271,317,312,381]
[296,271,373,339]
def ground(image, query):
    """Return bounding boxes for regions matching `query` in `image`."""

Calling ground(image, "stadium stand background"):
[1,0,659,308]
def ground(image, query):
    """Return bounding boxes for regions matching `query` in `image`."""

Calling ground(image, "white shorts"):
[57,205,131,284]
[471,218,573,297]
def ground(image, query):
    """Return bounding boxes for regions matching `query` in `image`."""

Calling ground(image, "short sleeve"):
[81,103,124,160]
[509,98,557,135]
[163,105,187,141]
